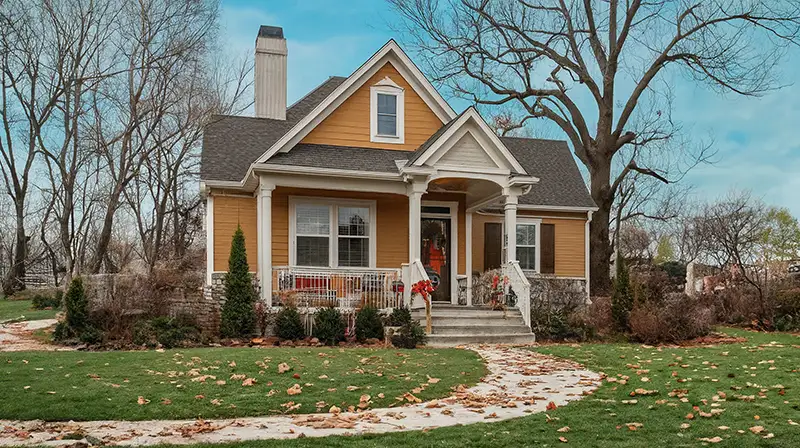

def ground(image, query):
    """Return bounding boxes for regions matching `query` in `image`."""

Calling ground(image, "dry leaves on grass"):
[278,363,292,374]
[699,436,723,443]
[287,384,302,395]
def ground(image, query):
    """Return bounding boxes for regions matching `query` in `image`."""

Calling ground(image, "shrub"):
[220,226,256,338]
[773,287,800,331]
[31,290,62,310]
[254,301,273,337]
[355,306,384,342]
[629,294,714,344]
[55,277,90,342]
[391,320,427,349]
[274,306,305,340]
[64,277,89,331]
[528,277,594,341]
[611,257,634,332]
[133,315,200,348]
[78,326,104,345]
[386,306,412,327]
[314,307,345,346]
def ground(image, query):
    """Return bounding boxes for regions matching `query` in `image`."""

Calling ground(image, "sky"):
[219,0,800,217]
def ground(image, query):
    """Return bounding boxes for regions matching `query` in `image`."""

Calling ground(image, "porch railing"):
[272,266,404,310]
[504,261,532,329]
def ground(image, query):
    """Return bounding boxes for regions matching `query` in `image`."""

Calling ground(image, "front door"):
[421,217,451,302]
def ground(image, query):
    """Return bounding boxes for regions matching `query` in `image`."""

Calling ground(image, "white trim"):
[517,204,599,212]
[411,108,528,175]
[370,81,405,144]
[288,196,377,269]
[585,210,593,301]
[258,179,275,304]
[255,40,455,164]
[466,211,473,305]
[262,172,408,195]
[421,200,459,305]
[205,195,214,284]
[255,163,401,180]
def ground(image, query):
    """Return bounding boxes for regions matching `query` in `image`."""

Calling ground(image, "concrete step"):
[412,309,522,319]
[418,315,527,326]
[425,333,536,347]
[431,324,532,335]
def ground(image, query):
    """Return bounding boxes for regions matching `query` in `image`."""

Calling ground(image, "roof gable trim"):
[412,108,528,174]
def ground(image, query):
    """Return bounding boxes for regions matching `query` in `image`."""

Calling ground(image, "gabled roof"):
[200,76,346,183]
[405,107,527,174]
[256,40,457,163]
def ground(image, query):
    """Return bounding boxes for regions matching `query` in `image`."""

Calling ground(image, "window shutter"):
[541,223,555,274]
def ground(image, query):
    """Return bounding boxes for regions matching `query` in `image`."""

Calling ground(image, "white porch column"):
[407,181,427,263]
[205,194,214,285]
[258,176,275,305]
[504,189,519,262]
[466,211,473,306]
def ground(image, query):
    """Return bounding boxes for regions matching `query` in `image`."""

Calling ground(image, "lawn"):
[146,328,799,448]
[0,346,485,421]
[0,298,59,322]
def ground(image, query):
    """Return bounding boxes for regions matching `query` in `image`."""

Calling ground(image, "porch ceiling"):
[428,177,503,210]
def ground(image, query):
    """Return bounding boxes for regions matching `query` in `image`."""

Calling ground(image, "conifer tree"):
[220,225,256,338]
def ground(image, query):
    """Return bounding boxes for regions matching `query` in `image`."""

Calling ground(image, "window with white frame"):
[370,77,404,144]
[516,223,537,271]
[503,221,539,272]
[291,199,375,268]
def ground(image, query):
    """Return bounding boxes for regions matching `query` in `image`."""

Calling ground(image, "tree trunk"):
[589,156,614,295]
[88,185,123,273]
[2,206,27,295]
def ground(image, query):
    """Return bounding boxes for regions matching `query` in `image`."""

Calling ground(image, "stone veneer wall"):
[83,272,232,335]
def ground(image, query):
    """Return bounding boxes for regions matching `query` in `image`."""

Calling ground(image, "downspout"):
[585,210,593,302]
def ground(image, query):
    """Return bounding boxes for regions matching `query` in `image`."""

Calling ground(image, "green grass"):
[0,298,59,322]
[0,346,484,421]
[147,328,799,448]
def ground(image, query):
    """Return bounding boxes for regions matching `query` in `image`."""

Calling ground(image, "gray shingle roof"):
[267,143,410,173]
[200,78,594,209]
[501,137,595,208]
[200,76,346,183]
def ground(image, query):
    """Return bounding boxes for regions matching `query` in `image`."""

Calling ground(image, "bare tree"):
[696,191,770,315]
[390,0,800,292]
[0,2,62,293]
[85,0,220,273]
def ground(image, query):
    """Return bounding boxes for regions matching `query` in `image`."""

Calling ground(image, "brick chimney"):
[254,26,287,120]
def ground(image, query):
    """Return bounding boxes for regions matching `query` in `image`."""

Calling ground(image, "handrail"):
[504,261,531,329]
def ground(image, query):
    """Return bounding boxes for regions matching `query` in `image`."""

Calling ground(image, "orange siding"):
[422,192,467,276]
[471,211,587,278]
[301,62,443,150]
[271,187,409,269]
[213,195,258,272]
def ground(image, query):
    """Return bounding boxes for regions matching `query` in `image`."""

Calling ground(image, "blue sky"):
[219,0,800,216]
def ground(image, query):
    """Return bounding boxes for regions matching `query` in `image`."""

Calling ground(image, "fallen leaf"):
[546,401,558,411]
[749,425,765,434]
[278,363,291,374]
[557,426,570,433]
[698,437,723,443]
[137,396,150,405]
[287,384,302,395]
[559,436,568,443]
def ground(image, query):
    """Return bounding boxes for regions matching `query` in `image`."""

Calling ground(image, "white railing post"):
[504,261,531,329]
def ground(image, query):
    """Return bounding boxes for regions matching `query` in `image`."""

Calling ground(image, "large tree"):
[390,0,800,293]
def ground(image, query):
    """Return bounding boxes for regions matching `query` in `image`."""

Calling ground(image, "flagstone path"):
[0,319,64,352]
[0,345,601,446]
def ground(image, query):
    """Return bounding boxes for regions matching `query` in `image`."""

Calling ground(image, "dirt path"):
[0,319,67,352]
[0,345,601,446]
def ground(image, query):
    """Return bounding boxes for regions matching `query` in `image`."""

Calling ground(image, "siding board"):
[213,195,258,272]
[301,62,443,150]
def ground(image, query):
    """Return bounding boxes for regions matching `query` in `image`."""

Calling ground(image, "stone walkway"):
[0,319,66,352]
[0,346,601,446]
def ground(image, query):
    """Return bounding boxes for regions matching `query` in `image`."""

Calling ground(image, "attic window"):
[370,77,404,144]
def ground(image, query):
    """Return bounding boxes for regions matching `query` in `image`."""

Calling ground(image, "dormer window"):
[370,77,404,144]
